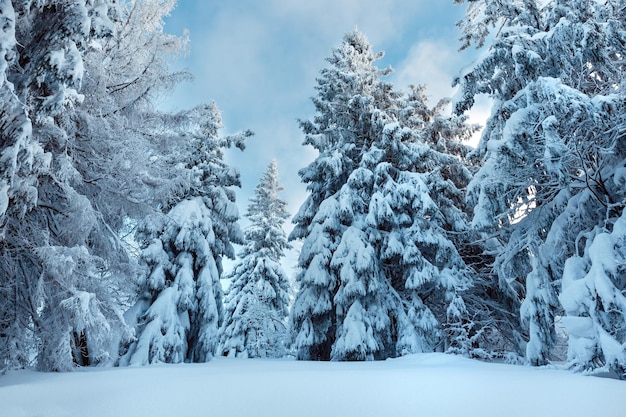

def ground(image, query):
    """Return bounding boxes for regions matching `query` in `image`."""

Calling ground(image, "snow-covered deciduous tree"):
[218,160,291,358]
[0,0,237,371]
[0,0,39,225]
[290,30,479,361]
[0,0,43,370]
[0,0,128,372]
[454,0,626,367]
[122,104,250,365]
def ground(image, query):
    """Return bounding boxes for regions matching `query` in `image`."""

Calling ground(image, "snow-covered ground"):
[1,353,623,417]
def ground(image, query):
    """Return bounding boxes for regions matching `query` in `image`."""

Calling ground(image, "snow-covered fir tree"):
[218,160,291,358]
[289,30,479,361]
[454,0,626,370]
[122,104,250,365]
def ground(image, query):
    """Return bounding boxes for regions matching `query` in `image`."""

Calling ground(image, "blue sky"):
[162,1,489,274]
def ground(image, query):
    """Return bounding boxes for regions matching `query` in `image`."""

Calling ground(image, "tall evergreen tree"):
[289,30,478,361]
[454,0,626,370]
[218,160,291,358]
[122,104,250,365]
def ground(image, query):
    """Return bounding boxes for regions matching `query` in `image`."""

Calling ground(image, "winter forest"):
[0,0,625,382]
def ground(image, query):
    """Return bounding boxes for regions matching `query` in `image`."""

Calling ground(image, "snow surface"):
[1,354,623,417]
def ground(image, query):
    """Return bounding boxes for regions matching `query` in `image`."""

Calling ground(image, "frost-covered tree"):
[454,0,626,368]
[76,0,191,220]
[122,104,250,365]
[0,1,42,226]
[0,0,230,371]
[290,30,478,361]
[218,160,291,358]
[0,0,45,370]
[288,30,388,360]
[0,0,129,372]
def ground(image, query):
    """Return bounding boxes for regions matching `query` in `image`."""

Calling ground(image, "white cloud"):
[267,0,429,44]
[392,39,460,103]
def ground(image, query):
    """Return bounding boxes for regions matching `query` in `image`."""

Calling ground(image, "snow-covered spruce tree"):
[454,0,626,368]
[218,160,291,358]
[288,30,387,360]
[123,104,250,365]
[397,86,516,358]
[289,30,478,361]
